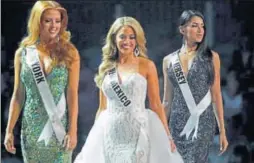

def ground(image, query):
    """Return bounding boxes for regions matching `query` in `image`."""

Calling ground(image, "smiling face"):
[40,9,62,41]
[115,25,137,56]
[181,16,205,44]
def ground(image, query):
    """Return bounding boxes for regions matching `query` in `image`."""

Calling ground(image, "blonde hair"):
[20,1,75,68]
[94,16,148,88]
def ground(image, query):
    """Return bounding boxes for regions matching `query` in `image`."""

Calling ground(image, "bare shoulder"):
[68,43,79,54]
[211,50,220,63]
[138,57,157,78]
[163,50,179,67]
[14,47,24,63]
[15,47,23,55]
[138,57,156,70]
[66,42,80,61]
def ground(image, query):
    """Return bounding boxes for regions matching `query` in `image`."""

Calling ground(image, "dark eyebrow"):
[192,22,204,26]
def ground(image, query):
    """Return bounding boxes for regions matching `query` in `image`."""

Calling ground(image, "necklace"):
[180,44,197,56]
[180,49,196,57]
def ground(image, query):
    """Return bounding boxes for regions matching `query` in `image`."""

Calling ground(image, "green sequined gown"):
[20,49,72,163]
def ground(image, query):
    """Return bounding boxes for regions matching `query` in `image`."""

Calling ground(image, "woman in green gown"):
[4,1,80,162]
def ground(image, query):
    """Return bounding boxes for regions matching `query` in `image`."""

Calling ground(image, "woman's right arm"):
[162,56,174,119]
[5,48,25,153]
[95,89,107,120]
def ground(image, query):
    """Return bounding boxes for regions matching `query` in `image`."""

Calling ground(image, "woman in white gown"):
[74,16,183,163]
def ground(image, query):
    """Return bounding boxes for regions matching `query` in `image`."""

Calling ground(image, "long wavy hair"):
[179,10,214,85]
[20,1,76,68]
[94,16,148,88]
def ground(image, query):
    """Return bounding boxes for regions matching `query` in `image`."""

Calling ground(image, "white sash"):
[26,45,66,145]
[108,68,132,107]
[171,52,212,140]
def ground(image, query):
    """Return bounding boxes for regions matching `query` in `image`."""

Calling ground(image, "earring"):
[134,46,140,57]
[36,38,40,45]
[57,35,60,42]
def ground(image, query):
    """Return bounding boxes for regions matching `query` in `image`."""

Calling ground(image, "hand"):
[63,132,77,151]
[170,139,176,152]
[4,132,16,154]
[219,131,228,155]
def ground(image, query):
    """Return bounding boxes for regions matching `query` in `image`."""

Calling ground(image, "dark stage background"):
[1,0,254,162]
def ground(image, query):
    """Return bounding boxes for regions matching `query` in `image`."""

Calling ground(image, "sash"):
[26,45,66,145]
[108,68,131,107]
[171,52,212,140]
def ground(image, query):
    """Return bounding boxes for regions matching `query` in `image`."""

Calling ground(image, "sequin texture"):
[20,50,71,163]
[167,51,216,163]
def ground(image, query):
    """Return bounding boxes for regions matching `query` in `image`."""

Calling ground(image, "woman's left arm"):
[211,51,228,154]
[65,47,80,150]
[211,52,225,133]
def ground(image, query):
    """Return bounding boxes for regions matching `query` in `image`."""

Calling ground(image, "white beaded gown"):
[74,71,184,163]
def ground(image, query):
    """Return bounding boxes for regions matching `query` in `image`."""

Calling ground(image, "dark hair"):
[179,10,214,85]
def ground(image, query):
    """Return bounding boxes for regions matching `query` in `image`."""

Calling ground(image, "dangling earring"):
[134,46,140,57]
[36,37,40,45]
[57,35,60,42]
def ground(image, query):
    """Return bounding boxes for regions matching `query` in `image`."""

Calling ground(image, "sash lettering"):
[108,68,131,107]
[31,62,45,84]
[173,62,186,84]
